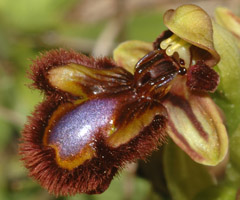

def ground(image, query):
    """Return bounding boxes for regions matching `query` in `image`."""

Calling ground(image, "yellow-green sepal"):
[163,77,228,166]
[215,7,240,48]
[163,4,220,66]
[113,40,152,74]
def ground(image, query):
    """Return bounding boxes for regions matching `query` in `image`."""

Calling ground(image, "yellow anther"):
[160,34,192,68]
[160,34,179,49]
[166,42,182,56]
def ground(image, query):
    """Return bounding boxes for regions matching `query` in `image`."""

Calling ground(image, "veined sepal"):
[163,4,220,67]
[163,76,228,166]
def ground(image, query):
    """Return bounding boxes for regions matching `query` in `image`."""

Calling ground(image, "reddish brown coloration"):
[153,30,173,50]
[20,38,220,195]
[134,50,179,98]
[19,96,167,195]
[186,61,219,92]
[167,118,205,161]
[20,49,171,196]
[29,49,132,100]
[166,93,208,140]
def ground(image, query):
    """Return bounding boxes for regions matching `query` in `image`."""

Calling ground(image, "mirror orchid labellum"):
[20,4,228,197]
[20,49,172,195]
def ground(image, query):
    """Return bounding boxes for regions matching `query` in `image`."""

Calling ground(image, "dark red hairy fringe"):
[19,96,167,196]
[28,49,119,100]
[186,61,220,92]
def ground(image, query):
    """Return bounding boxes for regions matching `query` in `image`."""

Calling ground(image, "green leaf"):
[163,140,214,200]
[230,123,240,166]
[125,11,166,42]
[0,120,13,149]
[67,170,153,200]
[228,125,240,178]
[213,22,240,106]
[194,182,238,200]
[211,92,240,136]
[0,0,75,32]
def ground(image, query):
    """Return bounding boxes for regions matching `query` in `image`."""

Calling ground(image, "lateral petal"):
[30,49,133,99]
[163,77,228,165]
[107,99,168,148]
[48,63,133,99]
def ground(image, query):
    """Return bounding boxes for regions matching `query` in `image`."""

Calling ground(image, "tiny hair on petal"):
[28,49,121,100]
[19,96,167,196]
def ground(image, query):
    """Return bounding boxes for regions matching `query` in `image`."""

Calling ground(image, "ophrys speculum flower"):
[114,4,228,166]
[20,4,229,196]
[20,49,169,195]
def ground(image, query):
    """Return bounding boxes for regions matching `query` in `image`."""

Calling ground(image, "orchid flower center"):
[160,34,192,68]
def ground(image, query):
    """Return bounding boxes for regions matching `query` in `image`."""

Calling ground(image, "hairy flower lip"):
[20,4,233,197]
[21,49,170,196]
[163,4,220,67]
[20,93,168,195]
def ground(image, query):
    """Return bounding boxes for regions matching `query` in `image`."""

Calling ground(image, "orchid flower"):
[19,4,236,197]
[114,4,228,166]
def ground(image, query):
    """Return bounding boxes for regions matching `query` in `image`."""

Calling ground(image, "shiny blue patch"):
[49,98,116,158]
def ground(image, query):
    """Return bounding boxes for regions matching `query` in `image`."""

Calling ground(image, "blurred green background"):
[0,0,239,200]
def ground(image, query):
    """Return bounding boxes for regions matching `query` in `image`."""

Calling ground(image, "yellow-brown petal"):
[113,40,153,74]
[163,76,228,165]
[48,63,133,98]
[107,100,168,148]
[163,4,220,66]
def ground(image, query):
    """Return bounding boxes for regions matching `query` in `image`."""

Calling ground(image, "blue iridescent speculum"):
[27,47,184,183]
[42,48,183,170]
[20,33,221,196]
[44,98,117,170]
[40,43,191,174]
